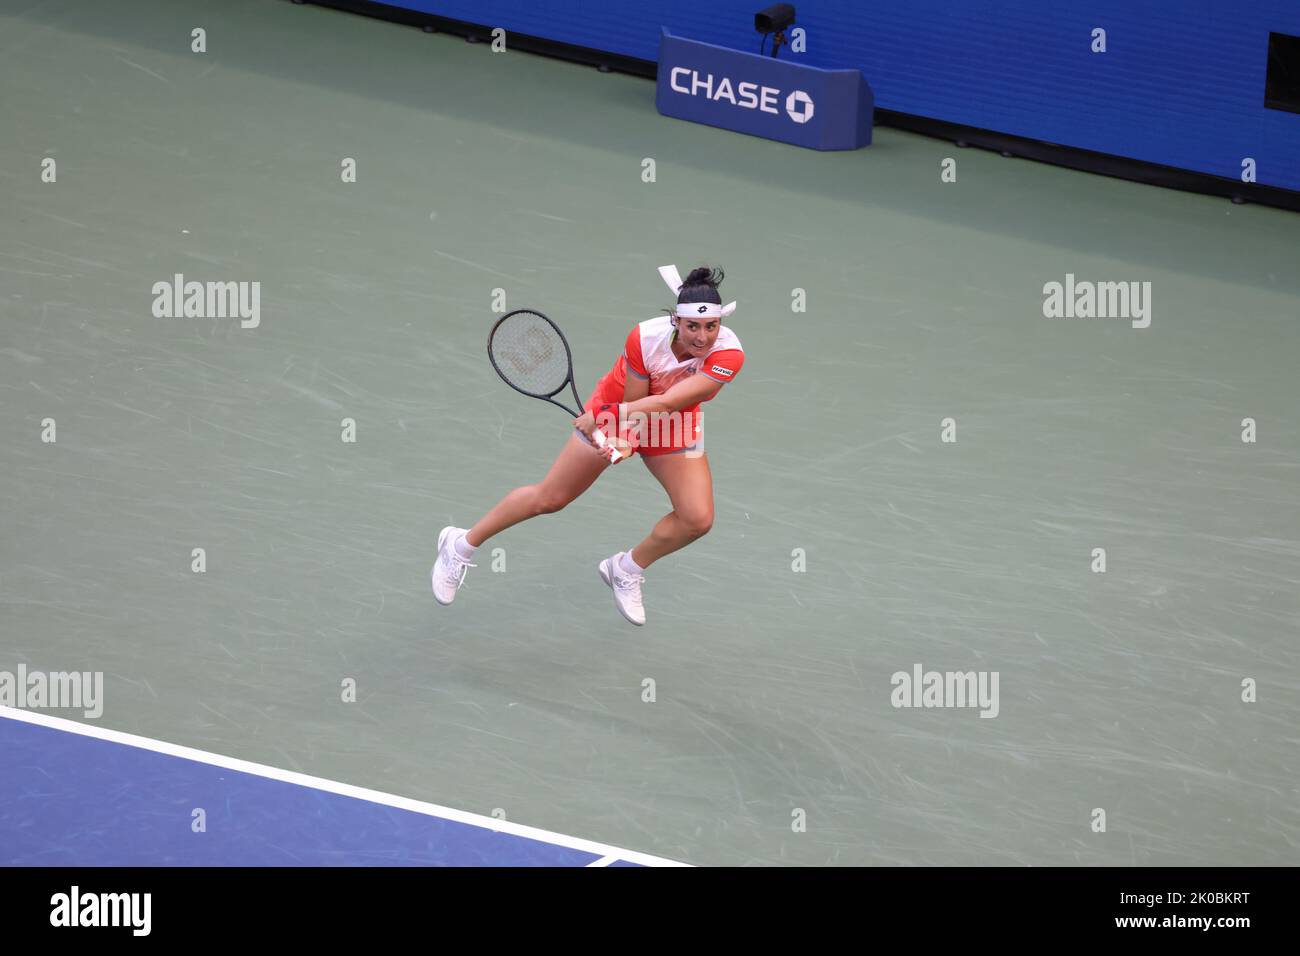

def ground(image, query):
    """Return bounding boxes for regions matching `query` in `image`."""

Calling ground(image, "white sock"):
[619,551,644,575]
[454,531,477,560]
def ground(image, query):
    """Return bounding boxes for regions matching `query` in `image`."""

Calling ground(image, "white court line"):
[0,707,691,867]
[586,855,618,867]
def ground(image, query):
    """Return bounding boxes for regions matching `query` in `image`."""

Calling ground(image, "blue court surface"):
[0,709,683,867]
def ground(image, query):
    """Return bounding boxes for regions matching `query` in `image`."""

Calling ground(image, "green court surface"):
[2,0,1297,865]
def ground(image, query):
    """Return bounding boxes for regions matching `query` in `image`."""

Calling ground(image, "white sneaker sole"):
[599,558,645,626]
[432,526,457,606]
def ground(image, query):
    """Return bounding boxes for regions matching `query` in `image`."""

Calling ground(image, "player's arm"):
[625,373,722,418]
[582,374,705,445]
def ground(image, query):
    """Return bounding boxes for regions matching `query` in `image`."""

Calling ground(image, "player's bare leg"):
[433,434,608,604]
[598,450,713,626]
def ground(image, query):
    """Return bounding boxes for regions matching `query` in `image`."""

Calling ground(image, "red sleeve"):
[624,327,648,378]
[702,349,744,384]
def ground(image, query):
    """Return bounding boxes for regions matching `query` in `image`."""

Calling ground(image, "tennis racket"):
[487,309,626,462]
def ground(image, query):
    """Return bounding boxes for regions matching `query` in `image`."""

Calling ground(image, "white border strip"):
[0,707,691,867]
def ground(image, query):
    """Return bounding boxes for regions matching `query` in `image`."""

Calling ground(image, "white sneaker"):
[432,526,477,605]
[598,552,646,626]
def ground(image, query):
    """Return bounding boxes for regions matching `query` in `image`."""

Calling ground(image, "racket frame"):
[487,309,624,461]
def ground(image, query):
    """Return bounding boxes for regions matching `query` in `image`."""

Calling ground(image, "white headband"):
[659,264,737,319]
[674,302,733,319]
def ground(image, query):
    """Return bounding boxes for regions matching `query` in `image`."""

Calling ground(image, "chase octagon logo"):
[785,90,814,123]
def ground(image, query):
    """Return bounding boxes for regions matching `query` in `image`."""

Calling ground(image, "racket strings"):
[489,312,570,396]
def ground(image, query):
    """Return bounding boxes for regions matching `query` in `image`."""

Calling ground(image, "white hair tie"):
[658,264,685,294]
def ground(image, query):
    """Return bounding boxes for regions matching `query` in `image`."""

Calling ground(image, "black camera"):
[755,4,796,34]
[754,4,796,58]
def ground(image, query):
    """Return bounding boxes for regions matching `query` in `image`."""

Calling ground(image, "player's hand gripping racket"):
[487,309,626,462]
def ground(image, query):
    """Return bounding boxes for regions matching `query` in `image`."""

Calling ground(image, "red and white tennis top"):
[586,315,745,454]
[591,314,744,402]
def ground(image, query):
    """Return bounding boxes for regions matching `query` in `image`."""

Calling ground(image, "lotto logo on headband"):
[710,365,734,378]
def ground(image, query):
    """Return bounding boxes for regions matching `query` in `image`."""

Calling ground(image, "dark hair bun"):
[683,266,724,288]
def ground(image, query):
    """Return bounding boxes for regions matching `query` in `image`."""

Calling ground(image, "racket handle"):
[592,427,625,462]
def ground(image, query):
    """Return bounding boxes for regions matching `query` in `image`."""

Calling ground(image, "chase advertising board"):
[655,27,873,151]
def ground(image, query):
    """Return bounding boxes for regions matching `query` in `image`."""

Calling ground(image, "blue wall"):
[386,1,1300,193]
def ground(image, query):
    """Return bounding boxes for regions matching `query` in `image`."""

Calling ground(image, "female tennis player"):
[432,264,745,626]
